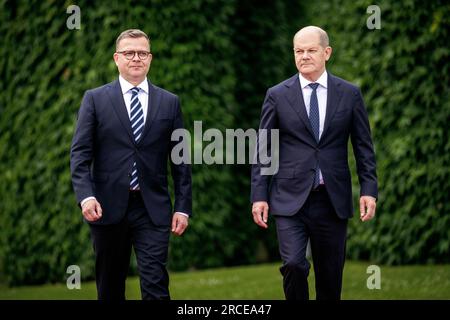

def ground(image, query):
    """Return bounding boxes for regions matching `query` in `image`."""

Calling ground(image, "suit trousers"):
[275,185,348,300]
[89,191,171,300]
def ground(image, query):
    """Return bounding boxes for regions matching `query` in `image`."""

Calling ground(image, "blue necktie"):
[129,87,144,190]
[308,83,320,189]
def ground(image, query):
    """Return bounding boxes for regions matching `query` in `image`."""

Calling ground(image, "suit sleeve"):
[350,88,378,199]
[70,90,96,205]
[250,88,278,203]
[170,97,193,216]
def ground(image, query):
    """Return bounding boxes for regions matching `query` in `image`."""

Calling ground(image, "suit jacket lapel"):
[285,75,316,141]
[321,73,342,140]
[137,80,161,144]
[108,79,134,142]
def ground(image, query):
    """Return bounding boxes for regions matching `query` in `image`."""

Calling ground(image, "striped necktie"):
[129,87,144,190]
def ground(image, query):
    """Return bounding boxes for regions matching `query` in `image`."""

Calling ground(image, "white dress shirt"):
[119,75,149,122]
[298,70,328,184]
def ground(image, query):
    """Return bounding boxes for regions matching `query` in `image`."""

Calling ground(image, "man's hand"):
[81,199,103,222]
[252,201,269,229]
[172,213,189,236]
[360,196,376,222]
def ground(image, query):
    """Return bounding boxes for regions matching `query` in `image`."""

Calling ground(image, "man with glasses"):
[251,26,378,300]
[70,29,192,300]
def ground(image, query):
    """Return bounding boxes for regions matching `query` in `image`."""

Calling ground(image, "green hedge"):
[1,0,448,286]
[308,0,450,264]
[228,0,308,265]
[0,0,300,286]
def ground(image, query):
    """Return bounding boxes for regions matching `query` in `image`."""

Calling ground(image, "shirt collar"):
[119,75,149,95]
[299,70,328,89]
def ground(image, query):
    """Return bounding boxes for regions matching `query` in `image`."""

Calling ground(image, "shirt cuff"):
[80,196,96,207]
[175,212,189,218]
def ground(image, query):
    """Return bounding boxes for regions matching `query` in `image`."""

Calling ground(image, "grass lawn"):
[0,261,449,299]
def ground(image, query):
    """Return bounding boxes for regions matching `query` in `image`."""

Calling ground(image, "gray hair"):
[294,26,329,47]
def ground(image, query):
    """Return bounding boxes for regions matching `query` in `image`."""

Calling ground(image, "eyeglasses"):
[116,50,151,60]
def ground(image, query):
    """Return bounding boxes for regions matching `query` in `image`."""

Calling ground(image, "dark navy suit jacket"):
[251,73,377,219]
[70,79,192,226]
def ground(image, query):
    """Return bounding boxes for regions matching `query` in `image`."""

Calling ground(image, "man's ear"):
[113,53,119,66]
[325,46,332,61]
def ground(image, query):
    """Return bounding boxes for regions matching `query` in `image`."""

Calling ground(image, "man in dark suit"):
[251,26,377,300]
[70,29,192,300]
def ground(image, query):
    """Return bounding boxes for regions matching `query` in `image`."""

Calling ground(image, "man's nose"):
[132,52,141,61]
